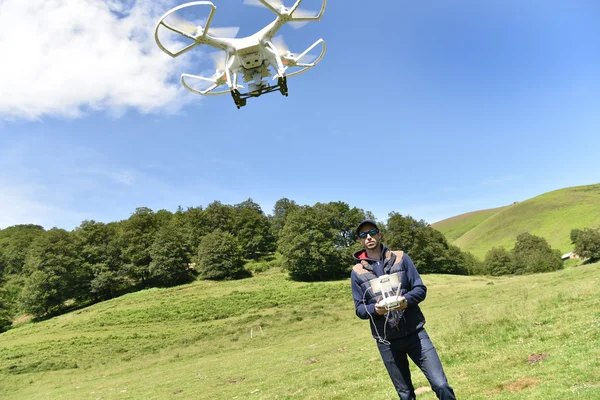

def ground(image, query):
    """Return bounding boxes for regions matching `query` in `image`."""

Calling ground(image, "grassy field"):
[433,183,600,259]
[1,261,600,400]
[431,206,509,243]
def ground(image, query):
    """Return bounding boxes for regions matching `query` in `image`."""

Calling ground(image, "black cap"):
[356,219,379,234]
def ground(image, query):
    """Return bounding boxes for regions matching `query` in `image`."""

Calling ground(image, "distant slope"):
[448,183,600,259]
[431,205,510,242]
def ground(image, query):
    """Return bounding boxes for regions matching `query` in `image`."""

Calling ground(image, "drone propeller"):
[164,13,240,38]
[242,0,317,29]
[271,35,317,64]
[210,51,227,72]
[271,35,289,56]
[165,13,200,36]
[243,0,283,9]
[208,26,241,38]
[287,8,318,29]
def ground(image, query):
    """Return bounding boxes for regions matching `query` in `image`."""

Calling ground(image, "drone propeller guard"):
[244,0,326,22]
[154,1,218,58]
[267,38,326,79]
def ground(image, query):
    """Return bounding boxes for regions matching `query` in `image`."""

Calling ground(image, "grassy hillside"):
[431,205,510,242]
[436,184,600,259]
[2,262,600,399]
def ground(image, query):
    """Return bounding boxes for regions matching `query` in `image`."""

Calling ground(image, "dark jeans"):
[376,328,455,400]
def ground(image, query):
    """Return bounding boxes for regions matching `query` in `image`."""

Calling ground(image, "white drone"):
[154,0,326,108]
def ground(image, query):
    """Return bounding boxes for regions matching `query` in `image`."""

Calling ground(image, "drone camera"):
[242,52,262,69]
[237,40,263,69]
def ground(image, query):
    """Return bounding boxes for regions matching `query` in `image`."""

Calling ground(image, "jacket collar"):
[353,244,390,264]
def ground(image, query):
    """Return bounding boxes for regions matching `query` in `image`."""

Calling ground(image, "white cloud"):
[0,0,203,120]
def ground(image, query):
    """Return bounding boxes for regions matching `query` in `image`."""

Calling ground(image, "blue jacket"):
[350,244,427,340]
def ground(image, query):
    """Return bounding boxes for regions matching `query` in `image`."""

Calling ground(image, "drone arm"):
[290,0,326,20]
[286,38,326,77]
[160,22,197,41]
[264,40,287,77]
[295,38,326,67]
[224,53,236,89]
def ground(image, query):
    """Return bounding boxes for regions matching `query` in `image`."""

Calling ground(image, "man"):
[350,219,455,400]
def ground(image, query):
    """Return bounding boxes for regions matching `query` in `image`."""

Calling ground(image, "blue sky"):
[1,0,599,230]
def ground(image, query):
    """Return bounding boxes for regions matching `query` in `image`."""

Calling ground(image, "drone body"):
[154,0,327,108]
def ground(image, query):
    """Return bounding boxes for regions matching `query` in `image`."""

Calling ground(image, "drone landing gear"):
[230,76,289,109]
[278,76,288,97]
[231,89,246,109]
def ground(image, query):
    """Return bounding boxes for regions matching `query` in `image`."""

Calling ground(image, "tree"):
[0,224,45,277]
[278,205,358,281]
[270,198,299,241]
[441,244,474,275]
[177,206,209,259]
[0,297,12,333]
[19,229,84,317]
[233,198,276,260]
[149,219,194,286]
[484,247,514,276]
[574,228,600,262]
[195,229,246,280]
[461,250,487,275]
[384,213,470,275]
[385,213,426,254]
[73,220,125,301]
[313,201,366,250]
[120,207,160,287]
[570,228,582,244]
[511,232,562,274]
[204,201,235,233]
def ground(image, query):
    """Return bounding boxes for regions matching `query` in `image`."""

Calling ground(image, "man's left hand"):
[391,297,408,310]
[376,296,408,312]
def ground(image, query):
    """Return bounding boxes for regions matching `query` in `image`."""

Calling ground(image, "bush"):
[460,250,487,275]
[511,232,562,274]
[195,229,246,280]
[385,213,471,275]
[485,247,514,276]
[570,228,582,244]
[574,228,600,261]
[0,298,12,333]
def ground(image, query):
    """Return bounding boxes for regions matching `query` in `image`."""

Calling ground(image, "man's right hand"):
[375,301,387,315]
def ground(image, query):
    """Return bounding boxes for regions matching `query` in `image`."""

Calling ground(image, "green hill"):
[431,205,510,242]
[1,263,600,399]
[432,183,600,259]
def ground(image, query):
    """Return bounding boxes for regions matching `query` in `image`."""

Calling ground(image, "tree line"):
[482,227,600,276]
[2,197,597,331]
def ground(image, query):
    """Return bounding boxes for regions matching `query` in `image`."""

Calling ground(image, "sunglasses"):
[358,229,379,239]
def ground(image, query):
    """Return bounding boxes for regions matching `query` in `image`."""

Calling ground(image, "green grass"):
[431,205,510,242]
[434,183,600,259]
[2,262,600,399]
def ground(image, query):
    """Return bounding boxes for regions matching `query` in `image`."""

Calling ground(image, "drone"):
[154,0,327,109]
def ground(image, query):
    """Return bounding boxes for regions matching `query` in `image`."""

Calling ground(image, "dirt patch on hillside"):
[526,353,549,364]
[12,314,33,326]
[506,377,541,391]
[493,377,541,394]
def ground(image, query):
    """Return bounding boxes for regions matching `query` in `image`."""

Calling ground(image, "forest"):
[2,196,590,332]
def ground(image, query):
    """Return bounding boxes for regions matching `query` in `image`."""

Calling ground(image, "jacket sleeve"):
[351,271,376,319]
[402,254,427,307]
